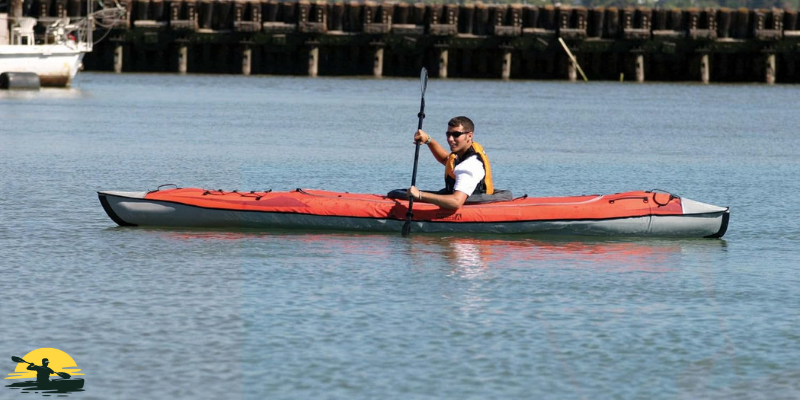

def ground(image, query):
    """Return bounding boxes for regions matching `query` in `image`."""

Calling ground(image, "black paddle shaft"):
[402,68,428,237]
[409,97,426,188]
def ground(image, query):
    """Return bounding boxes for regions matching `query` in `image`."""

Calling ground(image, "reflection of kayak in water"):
[6,378,84,391]
[98,187,729,238]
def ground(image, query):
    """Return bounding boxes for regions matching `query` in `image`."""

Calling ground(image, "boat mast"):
[86,0,94,50]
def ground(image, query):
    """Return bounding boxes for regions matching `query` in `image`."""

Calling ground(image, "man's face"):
[446,125,473,154]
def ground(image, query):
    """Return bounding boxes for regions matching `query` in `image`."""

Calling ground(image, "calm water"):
[2,73,799,399]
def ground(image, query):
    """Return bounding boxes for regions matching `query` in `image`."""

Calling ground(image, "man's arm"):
[415,129,449,165]
[406,156,485,210]
[408,187,468,210]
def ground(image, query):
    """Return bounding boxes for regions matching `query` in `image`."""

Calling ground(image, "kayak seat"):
[387,189,513,204]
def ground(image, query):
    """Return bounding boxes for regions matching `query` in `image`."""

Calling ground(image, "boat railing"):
[64,14,93,51]
[5,15,92,51]
[93,1,129,30]
[1,0,122,51]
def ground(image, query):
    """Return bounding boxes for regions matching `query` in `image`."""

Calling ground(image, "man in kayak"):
[27,358,56,385]
[407,116,494,210]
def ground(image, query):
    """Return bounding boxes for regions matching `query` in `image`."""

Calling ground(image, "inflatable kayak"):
[97,187,729,238]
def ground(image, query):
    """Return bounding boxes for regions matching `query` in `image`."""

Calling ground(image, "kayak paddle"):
[11,356,71,379]
[402,67,428,237]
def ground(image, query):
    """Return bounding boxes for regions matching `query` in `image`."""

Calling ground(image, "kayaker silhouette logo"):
[5,348,85,395]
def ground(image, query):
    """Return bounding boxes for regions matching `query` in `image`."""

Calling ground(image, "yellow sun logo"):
[6,348,83,380]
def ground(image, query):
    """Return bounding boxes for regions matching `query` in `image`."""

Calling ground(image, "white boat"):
[0,2,94,87]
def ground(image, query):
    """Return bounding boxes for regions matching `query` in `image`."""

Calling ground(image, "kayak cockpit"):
[386,188,514,204]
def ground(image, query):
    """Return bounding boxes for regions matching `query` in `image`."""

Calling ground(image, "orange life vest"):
[444,142,494,195]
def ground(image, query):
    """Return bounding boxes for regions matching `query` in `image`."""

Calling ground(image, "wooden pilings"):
[765,53,776,84]
[439,48,448,79]
[308,44,318,77]
[635,54,644,83]
[114,44,124,73]
[567,58,577,82]
[242,45,252,76]
[178,44,188,74]
[502,50,511,81]
[10,0,23,18]
[68,2,800,83]
[373,46,384,78]
[700,54,710,84]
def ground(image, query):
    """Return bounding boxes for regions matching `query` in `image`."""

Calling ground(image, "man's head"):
[448,116,474,133]
[446,116,475,155]
[42,358,49,366]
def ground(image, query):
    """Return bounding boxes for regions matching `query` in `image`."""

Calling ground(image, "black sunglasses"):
[445,131,470,138]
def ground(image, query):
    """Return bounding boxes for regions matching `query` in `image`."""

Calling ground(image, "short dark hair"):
[448,116,474,132]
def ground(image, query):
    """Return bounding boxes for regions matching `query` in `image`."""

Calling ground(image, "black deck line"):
[98,194,138,227]
[705,210,730,239]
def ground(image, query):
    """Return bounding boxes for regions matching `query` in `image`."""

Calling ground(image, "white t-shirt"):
[452,155,486,196]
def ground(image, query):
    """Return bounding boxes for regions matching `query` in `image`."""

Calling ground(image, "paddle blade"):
[401,219,411,237]
[56,371,71,379]
[11,356,26,363]
[420,67,428,96]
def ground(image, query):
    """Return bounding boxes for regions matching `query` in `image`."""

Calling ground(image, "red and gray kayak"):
[97,187,729,238]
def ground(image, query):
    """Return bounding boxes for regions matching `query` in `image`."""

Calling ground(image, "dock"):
[11,0,800,83]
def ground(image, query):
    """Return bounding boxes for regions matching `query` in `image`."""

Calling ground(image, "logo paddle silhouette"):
[14,356,71,383]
